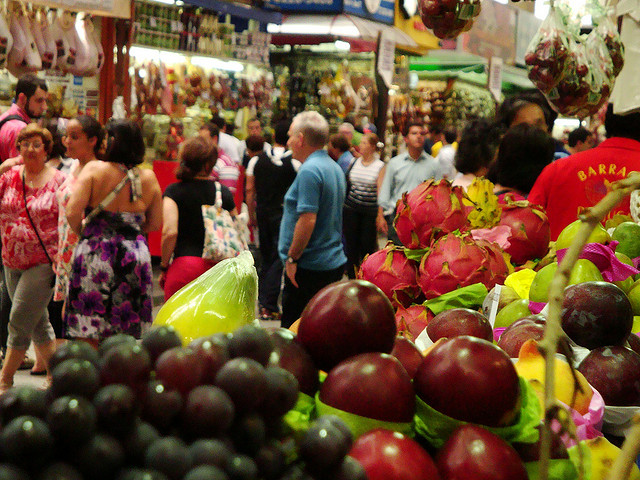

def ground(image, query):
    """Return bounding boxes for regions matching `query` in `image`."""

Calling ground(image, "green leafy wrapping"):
[525,459,579,480]
[414,377,541,448]
[315,393,413,440]
[423,283,489,315]
[282,392,316,436]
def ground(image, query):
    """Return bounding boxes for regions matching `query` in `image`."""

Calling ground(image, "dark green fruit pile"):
[0,325,364,480]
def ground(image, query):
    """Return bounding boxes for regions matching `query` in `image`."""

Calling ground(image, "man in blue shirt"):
[377,119,445,245]
[278,111,347,328]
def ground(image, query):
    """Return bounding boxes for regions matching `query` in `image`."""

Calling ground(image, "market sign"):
[265,0,393,24]
[264,0,342,14]
[376,30,395,87]
[344,0,394,25]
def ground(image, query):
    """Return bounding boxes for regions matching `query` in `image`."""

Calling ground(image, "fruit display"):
[418,0,482,40]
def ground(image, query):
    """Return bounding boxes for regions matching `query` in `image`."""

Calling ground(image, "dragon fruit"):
[395,304,432,341]
[476,239,510,286]
[418,233,508,299]
[358,243,421,307]
[498,200,550,264]
[394,179,473,250]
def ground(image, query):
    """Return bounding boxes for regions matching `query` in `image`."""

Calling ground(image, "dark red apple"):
[268,328,320,396]
[436,424,528,480]
[561,282,633,349]
[414,336,521,427]
[390,336,423,379]
[426,308,492,343]
[627,333,640,356]
[349,429,441,480]
[320,353,415,423]
[577,346,640,406]
[497,315,547,358]
[298,280,397,372]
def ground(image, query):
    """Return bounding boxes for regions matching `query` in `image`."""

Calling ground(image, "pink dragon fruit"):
[476,239,510,287]
[418,233,507,299]
[395,304,432,341]
[394,179,473,250]
[358,243,421,307]
[498,200,550,265]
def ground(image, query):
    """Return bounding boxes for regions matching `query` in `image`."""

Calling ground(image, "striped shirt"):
[345,157,385,213]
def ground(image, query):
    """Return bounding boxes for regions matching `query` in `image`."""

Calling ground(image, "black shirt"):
[163,179,235,258]
[250,150,297,216]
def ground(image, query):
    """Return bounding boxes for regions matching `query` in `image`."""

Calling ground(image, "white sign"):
[488,56,503,102]
[376,30,395,89]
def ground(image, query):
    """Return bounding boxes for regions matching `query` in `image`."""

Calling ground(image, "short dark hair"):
[567,127,591,147]
[210,116,225,130]
[496,91,557,133]
[200,122,219,139]
[45,118,66,159]
[443,127,458,144]
[402,119,424,137]
[454,119,502,175]
[604,104,640,142]
[487,123,555,194]
[75,115,106,155]
[246,135,264,153]
[15,74,47,101]
[274,120,290,146]
[176,136,217,181]
[329,133,350,153]
[104,120,145,167]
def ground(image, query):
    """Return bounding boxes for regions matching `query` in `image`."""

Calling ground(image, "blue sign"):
[265,0,342,14]
[343,0,394,25]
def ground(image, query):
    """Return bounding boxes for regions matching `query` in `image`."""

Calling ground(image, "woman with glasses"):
[0,124,65,392]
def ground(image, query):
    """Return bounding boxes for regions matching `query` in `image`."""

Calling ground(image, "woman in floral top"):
[0,124,65,392]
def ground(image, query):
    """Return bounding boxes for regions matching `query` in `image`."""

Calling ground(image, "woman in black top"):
[160,136,236,300]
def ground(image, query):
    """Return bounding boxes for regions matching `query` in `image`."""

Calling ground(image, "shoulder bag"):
[201,182,248,262]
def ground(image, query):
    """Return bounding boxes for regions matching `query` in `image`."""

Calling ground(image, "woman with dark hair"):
[160,136,237,300]
[63,120,162,344]
[452,119,502,189]
[487,123,555,201]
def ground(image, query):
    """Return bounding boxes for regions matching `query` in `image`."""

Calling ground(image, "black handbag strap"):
[21,168,54,265]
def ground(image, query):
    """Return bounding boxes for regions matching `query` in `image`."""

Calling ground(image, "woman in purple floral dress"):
[63,120,162,343]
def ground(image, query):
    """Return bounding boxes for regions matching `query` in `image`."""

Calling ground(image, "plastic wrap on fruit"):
[594,12,624,77]
[546,39,594,117]
[419,0,481,40]
[524,8,570,93]
[153,251,258,345]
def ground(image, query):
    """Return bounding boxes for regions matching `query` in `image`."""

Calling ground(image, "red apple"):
[577,346,640,406]
[298,280,397,372]
[349,429,441,480]
[426,308,492,343]
[562,282,633,350]
[320,353,415,423]
[414,336,521,427]
[268,328,320,396]
[390,336,423,379]
[497,315,546,358]
[436,424,528,480]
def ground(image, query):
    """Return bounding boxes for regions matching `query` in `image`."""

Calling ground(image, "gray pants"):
[4,264,55,350]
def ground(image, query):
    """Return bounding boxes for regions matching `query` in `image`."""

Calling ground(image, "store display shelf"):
[130,43,269,69]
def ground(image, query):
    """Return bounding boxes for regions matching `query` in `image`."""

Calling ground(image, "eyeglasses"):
[19,141,44,150]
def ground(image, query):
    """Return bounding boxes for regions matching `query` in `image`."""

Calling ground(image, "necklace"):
[23,167,47,188]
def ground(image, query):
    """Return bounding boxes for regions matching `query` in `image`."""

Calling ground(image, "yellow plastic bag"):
[153,251,258,344]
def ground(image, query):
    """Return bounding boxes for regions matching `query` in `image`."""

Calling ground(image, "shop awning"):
[184,0,283,24]
[267,14,419,48]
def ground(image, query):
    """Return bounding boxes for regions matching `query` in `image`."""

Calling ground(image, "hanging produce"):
[418,0,482,39]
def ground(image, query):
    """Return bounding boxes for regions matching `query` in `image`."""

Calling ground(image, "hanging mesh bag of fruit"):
[577,30,616,118]
[524,7,571,94]
[419,0,482,40]
[593,6,624,77]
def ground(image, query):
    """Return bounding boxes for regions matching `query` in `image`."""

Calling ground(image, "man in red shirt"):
[529,105,640,240]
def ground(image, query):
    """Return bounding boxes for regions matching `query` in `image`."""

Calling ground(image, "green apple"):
[633,316,640,334]
[627,283,640,317]
[529,259,603,303]
[494,298,532,328]
[612,222,640,259]
[555,219,611,251]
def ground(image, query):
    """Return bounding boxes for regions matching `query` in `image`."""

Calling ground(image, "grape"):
[189,438,233,468]
[224,454,258,480]
[254,441,286,480]
[75,434,125,480]
[0,385,47,424]
[50,359,100,400]
[100,344,152,396]
[39,461,83,480]
[181,386,235,439]
[141,326,182,365]
[116,468,170,480]
[140,380,183,434]
[155,347,205,397]
[188,336,230,384]
[0,464,30,480]
[144,436,192,480]
[227,325,273,365]
[298,421,351,473]
[49,341,100,371]
[0,415,53,471]
[259,367,299,419]
[183,465,229,480]
[99,333,137,357]
[269,329,319,396]
[278,464,314,480]
[46,396,97,446]
[215,358,267,413]
[122,421,161,467]
[316,456,367,480]
[93,384,139,439]
[229,413,266,455]
[314,415,353,446]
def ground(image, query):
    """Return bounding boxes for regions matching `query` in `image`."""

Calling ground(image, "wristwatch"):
[286,255,298,265]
